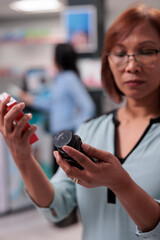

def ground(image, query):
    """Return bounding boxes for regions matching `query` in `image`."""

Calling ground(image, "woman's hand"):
[54,142,160,232]
[0,94,54,207]
[54,142,129,191]
[0,94,37,163]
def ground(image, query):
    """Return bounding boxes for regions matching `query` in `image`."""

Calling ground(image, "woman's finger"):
[0,94,11,125]
[54,150,83,179]
[22,124,37,143]
[3,102,25,133]
[82,143,113,163]
[62,145,95,170]
[13,113,32,138]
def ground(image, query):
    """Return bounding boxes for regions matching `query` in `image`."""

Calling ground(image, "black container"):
[53,130,84,169]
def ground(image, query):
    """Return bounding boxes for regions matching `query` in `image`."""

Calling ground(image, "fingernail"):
[27,113,32,119]
[32,124,37,130]
[82,143,89,151]
[19,102,25,109]
[54,151,58,158]
[62,146,69,153]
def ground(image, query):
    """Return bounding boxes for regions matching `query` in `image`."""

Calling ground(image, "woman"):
[0,3,160,240]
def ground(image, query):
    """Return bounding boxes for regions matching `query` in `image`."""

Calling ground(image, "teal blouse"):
[33,112,160,240]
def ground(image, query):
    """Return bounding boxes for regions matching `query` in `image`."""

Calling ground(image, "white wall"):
[104,0,160,30]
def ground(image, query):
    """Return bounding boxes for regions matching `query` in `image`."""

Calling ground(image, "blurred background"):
[0,0,160,239]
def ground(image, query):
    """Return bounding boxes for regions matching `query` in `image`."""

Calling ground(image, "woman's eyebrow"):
[137,41,158,46]
[116,41,157,46]
[112,41,158,50]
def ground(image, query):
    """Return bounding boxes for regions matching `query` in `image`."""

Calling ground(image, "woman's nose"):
[125,56,141,73]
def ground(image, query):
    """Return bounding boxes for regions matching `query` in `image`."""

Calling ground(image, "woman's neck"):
[118,93,160,121]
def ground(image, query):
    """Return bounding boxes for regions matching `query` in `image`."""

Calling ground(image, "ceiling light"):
[9,0,65,13]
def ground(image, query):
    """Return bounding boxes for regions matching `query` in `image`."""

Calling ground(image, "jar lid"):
[53,130,75,148]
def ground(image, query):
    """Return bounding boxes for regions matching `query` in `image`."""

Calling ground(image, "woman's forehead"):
[114,22,160,47]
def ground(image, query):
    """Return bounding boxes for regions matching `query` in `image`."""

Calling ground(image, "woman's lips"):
[124,80,145,86]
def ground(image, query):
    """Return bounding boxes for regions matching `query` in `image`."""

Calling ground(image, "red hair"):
[101,3,160,103]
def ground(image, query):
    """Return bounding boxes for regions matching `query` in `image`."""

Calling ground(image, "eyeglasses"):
[106,49,160,70]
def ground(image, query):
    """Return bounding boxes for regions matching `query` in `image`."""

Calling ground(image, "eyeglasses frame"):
[106,49,160,68]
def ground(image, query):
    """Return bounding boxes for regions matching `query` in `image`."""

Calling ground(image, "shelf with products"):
[0,36,65,45]
[0,16,65,46]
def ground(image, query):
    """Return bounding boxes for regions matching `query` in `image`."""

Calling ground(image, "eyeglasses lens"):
[109,51,157,70]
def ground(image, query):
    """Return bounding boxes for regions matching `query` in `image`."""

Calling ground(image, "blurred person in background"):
[17,42,95,227]
[18,43,95,174]
[1,3,160,240]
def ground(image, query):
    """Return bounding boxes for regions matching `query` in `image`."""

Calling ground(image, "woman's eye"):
[139,50,155,55]
[114,52,126,57]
